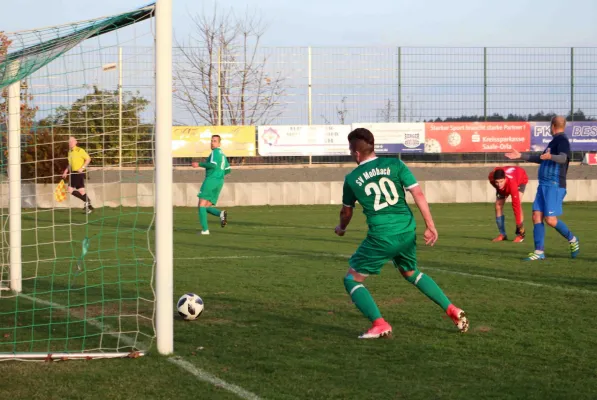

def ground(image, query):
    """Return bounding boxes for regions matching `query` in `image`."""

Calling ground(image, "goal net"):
[0,3,172,360]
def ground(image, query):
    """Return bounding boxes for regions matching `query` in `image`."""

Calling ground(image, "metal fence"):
[18,46,597,167]
[172,46,597,165]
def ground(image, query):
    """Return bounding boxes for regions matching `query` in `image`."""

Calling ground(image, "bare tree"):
[376,99,396,123]
[174,6,286,126]
[321,96,349,124]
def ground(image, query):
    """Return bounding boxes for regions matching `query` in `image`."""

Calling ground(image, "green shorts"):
[349,230,417,275]
[198,179,224,205]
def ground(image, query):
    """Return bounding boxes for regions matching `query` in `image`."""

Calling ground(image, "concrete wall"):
[5,179,597,209]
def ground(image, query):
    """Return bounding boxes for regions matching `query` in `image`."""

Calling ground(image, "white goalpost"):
[154,0,174,356]
[0,0,173,360]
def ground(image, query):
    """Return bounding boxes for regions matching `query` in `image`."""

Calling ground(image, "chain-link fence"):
[20,46,596,167]
[172,46,596,166]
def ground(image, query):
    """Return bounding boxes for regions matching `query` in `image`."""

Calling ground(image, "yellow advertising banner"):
[172,126,256,157]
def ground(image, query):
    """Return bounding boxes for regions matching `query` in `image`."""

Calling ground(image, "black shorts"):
[69,172,85,189]
[496,184,526,199]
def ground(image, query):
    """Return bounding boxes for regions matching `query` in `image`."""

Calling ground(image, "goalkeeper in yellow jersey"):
[62,136,94,214]
[192,135,231,235]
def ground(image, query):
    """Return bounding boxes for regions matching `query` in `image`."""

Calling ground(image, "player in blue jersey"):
[505,116,579,261]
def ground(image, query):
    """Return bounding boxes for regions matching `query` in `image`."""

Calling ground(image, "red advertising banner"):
[582,153,597,165]
[424,122,530,153]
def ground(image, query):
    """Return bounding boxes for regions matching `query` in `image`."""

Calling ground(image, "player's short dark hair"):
[211,135,221,141]
[348,128,375,155]
[493,168,506,180]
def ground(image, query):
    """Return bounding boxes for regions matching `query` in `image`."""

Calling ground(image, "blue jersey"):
[538,134,571,188]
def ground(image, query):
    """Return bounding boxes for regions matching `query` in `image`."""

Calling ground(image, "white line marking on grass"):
[168,357,263,400]
[422,267,597,296]
[173,255,289,261]
[17,294,263,400]
[165,253,597,297]
[78,254,293,263]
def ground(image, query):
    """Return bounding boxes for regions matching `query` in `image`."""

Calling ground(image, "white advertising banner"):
[258,125,351,156]
[350,123,426,153]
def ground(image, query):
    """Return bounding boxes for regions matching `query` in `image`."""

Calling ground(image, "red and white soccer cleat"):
[492,234,508,242]
[358,318,392,339]
[513,235,525,243]
[447,305,469,333]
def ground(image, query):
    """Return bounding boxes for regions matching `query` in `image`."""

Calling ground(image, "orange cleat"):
[358,318,392,339]
[447,304,469,333]
[492,234,508,242]
[513,235,525,243]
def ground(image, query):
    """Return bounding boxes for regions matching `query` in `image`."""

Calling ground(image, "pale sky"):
[3,0,597,47]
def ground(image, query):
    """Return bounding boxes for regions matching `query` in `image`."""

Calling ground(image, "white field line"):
[167,253,597,297]
[21,252,597,297]
[423,267,597,296]
[16,293,263,400]
[168,357,263,400]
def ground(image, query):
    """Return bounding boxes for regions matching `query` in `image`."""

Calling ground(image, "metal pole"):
[484,47,487,122]
[308,46,312,125]
[118,47,123,168]
[398,47,402,122]
[571,47,574,121]
[217,47,222,126]
[308,46,312,165]
[155,0,174,356]
[8,76,22,293]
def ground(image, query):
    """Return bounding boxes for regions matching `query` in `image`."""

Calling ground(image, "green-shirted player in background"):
[335,128,469,339]
[194,135,231,235]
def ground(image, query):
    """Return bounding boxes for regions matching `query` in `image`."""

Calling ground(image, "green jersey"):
[199,148,231,180]
[342,157,418,235]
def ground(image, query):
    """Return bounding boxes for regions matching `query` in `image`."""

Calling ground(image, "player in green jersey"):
[194,135,231,235]
[335,128,469,339]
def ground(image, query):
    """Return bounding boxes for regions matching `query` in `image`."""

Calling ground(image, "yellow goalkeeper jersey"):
[68,146,90,171]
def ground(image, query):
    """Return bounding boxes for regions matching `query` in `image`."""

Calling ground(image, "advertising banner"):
[258,125,351,156]
[172,126,256,157]
[424,122,530,153]
[350,123,425,153]
[530,121,597,151]
[582,153,597,165]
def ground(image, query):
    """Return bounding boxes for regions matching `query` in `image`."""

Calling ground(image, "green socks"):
[343,277,382,322]
[406,271,451,311]
[199,207,208,231]
[206,207,221,217]
[343,271,452,322]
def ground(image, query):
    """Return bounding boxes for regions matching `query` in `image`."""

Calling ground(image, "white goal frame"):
[2,0,173,359]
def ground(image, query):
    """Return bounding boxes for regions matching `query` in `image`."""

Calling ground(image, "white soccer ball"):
[177,293,204,321]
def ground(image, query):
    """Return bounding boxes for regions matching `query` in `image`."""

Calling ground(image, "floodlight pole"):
[155,0,174,355]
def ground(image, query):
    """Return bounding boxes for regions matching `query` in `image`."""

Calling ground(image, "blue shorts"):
[532,185,566,217]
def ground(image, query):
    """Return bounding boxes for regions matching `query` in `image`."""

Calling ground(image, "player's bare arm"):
[506,149,543,164]
[80,156,91,173]
[504,149,521,160]
[335,205,353,236]
[408,185,438,246]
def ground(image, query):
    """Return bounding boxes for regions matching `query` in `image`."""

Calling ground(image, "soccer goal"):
[0,1,173,360]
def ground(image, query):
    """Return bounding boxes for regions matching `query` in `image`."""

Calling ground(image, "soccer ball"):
[177,293,204,321]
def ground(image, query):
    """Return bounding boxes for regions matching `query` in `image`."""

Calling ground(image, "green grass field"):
[1,202,597,400]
